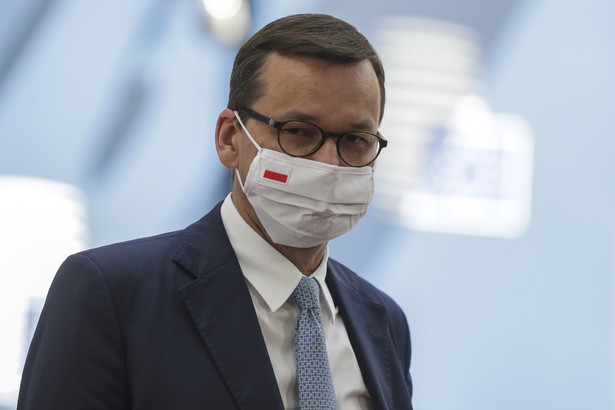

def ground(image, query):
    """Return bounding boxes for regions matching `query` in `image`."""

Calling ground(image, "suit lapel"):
[174,203,284,410]
[326,264,394,410]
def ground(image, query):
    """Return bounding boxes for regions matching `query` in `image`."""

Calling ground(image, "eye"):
[280,122,320,140]
[285,127,309,137]
[343,133,375,146]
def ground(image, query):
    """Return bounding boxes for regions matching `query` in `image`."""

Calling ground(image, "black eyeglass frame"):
[237,107,387,167]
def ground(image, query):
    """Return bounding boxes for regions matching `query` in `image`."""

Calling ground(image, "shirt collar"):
[220,194,336,322]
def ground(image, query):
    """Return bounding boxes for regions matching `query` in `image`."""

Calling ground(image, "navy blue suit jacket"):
[18,203,412,409]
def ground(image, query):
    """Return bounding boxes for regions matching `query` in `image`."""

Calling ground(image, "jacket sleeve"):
[17,253,130,410]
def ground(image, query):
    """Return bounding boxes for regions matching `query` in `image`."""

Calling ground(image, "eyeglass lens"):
[278,121,380,166]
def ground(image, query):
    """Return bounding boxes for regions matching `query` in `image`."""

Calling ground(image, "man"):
[18,14,413,410]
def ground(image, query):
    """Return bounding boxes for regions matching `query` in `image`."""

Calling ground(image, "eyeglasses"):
[237,107,387,167]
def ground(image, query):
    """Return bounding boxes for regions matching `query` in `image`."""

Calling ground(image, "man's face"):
[235,52,381,175]
[224,52,381,248]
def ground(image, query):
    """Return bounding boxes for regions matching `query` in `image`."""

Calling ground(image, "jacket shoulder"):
[78,230,184,269]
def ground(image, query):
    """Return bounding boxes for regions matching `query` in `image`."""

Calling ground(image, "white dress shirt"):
[220,194,372,409]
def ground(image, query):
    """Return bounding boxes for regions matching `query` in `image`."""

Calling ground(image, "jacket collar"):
[174,202,285,410]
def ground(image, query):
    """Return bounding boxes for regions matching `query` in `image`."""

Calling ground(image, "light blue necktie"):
[291,276,338,410]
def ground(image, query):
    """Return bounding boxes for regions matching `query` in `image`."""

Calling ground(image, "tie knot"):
[291,276,321,310]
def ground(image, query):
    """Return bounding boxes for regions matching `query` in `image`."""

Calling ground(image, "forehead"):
[255,52,381,129]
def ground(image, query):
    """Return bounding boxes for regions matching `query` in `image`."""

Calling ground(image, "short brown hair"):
[228,14,386,123]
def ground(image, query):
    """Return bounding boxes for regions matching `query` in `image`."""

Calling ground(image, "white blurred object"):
[373,17,534,238]
[201,0,251,45]
[400,96,533,238]
[0,176,89,406]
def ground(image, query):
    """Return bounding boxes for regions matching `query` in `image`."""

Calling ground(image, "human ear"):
[215,108,240,169]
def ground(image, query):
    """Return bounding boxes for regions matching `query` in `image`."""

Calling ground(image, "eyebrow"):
[280,109,377,132]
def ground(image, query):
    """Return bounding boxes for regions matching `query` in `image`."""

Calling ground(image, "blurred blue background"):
[1,0,613,409]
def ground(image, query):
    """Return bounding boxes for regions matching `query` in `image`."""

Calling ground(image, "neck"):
[272,242,328,276]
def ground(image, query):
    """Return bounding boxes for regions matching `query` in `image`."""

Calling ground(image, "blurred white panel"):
[401,95,533,237]
[373,16,534,238]
[0,176,89,406]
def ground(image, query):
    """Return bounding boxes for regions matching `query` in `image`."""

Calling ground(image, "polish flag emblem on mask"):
[263,170,289,183]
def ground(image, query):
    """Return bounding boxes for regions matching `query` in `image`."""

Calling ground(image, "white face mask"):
[234,110,375,248]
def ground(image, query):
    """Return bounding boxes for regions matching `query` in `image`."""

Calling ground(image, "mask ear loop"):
[233,110,263,190]
[234,110,263,151]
